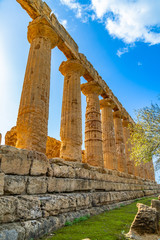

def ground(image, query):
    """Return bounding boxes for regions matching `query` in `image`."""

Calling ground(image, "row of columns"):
[15,17,155,180]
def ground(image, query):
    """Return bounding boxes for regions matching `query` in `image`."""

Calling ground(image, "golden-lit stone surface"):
[100,99,118,170]
[122,120,134,175]
[5,126,61,159]
[5,127,17,147]
[46,137,61,159]
[113,111,127,173]
[59,60,85,162]
[81,82,103,168]
[16,17,58,154]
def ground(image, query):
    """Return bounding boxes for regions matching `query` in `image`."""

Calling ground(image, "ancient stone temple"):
[0,0,159,239]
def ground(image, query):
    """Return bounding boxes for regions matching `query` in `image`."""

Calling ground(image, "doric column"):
[113,111,127,173]
[134,165,139,177]
[59,59,85,162]
[144,162,150,180]
[16,17,58,153]
[81,82,103,167]
[0,133,2,145]
[100,99,118,170]
[150,160,155,181]
[145,162,150,180]
[139,163,145,179]
[122,119,134,175]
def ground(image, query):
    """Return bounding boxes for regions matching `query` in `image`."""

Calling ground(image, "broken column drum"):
[81,82,103,167]
[16,17,58,153]
[100,99,118,170]
[59,59,85,162]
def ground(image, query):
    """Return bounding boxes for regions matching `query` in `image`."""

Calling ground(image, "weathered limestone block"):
[41,194,77,217]
[76,193,91,209]
[75,167,90,179]
[76,179,90,191]
[92,192,110,206]
[48,178,76,193]
[4,176,26,195]
[28,151,49,175]
[59,59,85,162]
[113,111,127,173]
[81,82,104,167]
[127,203,159,239]
[100,98,118,170]
[16,16,58,154]
[0,146,31,175]
[59,195,77,213]
[41,195,61,216]
[151,199,160,216]
[46,136,61,158]
[50,164,75,178]
[0,223,25,240]
[27,177,48,194]
[5,126,17,147]
[48,177,56,192]
[22,217,60,240]
[0,173,4,195]
[0,197,17,223]
[17,196,42,220]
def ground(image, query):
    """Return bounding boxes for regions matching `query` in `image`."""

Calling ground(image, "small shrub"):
[65,215,90,226]
[65,221,72,226]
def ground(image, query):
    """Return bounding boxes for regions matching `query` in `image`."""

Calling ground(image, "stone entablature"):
[17,0,133,124]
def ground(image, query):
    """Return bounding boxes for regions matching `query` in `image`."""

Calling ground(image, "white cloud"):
[116,47,129,57]
[61,0,160,46]
[60,19,68,28]
[60,0,83,18]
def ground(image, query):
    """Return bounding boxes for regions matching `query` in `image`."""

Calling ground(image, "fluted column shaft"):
[59,60,85,162]
[149,160,155,181]
[144,162,150,180]
[122,120,134,175]
[100,99,118,170]
[139,163,145,179]
[113,111,127,173]
[81,82,103,167]
[16,17,58,153]
[134,165,139,177]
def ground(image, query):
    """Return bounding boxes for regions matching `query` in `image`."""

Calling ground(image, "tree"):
[129,100,160,168]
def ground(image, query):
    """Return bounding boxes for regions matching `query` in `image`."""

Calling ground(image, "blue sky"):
[0,0,160,179]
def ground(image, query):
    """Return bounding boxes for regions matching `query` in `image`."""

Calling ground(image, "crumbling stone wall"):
[0,145,159,239]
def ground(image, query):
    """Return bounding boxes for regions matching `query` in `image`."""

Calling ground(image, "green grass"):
[41,196,156,240]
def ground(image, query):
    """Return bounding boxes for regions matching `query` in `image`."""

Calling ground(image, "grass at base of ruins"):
[41,196,157,240]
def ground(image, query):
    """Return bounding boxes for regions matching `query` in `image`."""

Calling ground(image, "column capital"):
[100,98,116,110]
[122,119,131,128]
[59,59,85,76]
[28,16,59,49]
[113,110,122,119]
[81,82,103,96]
